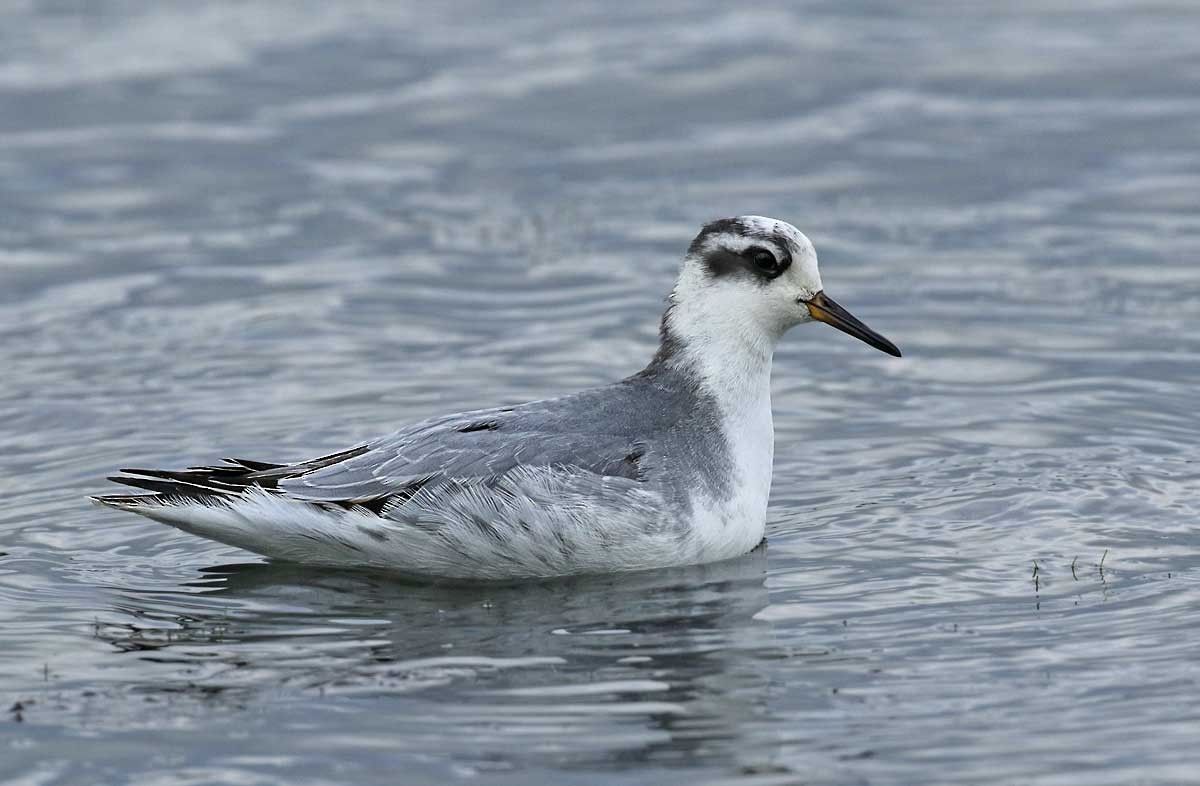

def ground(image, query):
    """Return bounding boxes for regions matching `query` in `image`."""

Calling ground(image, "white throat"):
[665,298,776,411]
[660,263,788,413]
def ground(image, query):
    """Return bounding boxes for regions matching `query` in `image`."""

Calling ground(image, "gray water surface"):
[2,2,1199,784]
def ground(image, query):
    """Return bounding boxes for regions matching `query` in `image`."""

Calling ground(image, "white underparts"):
[659,279,780,559]
[111,467,708,580]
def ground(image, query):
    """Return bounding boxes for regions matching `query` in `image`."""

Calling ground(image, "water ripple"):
[3,1,1199,784]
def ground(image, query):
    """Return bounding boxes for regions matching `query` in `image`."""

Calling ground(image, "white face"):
[672,215,901,358]
[676,215,825,341]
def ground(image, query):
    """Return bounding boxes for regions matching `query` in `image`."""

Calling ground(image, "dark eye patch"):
[741,245,792,281]
[698,247,745,278]
[742,245,783,279]
[700,243,792,281]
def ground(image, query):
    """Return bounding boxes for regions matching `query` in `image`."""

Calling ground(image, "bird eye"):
[750,249,778,273]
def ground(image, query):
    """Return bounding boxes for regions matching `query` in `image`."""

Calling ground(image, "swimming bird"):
[95,216,900,580]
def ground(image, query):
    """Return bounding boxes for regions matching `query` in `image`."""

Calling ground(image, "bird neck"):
[644,294,778,420]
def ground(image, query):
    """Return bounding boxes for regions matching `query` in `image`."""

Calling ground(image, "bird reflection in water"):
[99,545,782,769]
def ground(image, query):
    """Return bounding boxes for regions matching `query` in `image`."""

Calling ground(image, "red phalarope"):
[95,216,901,580]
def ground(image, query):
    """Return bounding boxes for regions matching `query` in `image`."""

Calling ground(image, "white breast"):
[686,382,774,563]
[647,270,786,563]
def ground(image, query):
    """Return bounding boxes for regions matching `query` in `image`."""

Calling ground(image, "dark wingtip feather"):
[103,447,367,510]
[106,474,221,498]
[92,492,158,508]
[224,457,283,471]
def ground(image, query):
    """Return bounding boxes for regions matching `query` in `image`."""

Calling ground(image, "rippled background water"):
[2,1,1199,784]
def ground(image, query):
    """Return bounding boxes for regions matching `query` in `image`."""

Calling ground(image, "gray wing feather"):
[278,401,644,505]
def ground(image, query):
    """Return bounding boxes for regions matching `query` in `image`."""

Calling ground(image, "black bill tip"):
[804,291,902,357]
